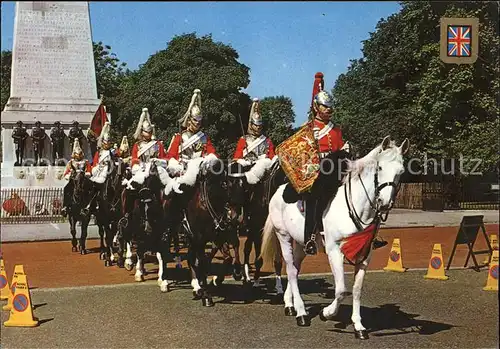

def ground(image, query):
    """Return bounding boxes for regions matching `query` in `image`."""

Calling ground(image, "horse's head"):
[70,162,91,201]
[359,136,409,212]
[225,161,250,217]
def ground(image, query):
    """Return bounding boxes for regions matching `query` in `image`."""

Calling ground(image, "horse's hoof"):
[193,290,202,300]
[117,260,124,268]
[80,249,87,255]
[125,263,133,272]
[135,275,144,282]
[284,307,297,316]
[233,271,242,281]
[157,279,162,287]
[354,330,369,340]
[296,315,310,327]
[72,246,78,252]
[319,310,330,322]
[99,253,105,260]
[104,260,111,267]
[160,283,170,293]
[202,297,214,307]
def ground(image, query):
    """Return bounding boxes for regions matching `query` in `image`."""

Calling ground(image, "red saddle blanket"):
[340,223,378,263]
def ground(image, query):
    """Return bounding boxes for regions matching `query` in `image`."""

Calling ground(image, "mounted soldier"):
[61,138,92,217]
[115,136,132,168]
[90,122,115,185]
[130,108,167,172]
[166,89,217,175]
[278,72,386,255]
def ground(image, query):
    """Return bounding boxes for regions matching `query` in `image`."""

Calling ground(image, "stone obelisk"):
[1,1,100,187]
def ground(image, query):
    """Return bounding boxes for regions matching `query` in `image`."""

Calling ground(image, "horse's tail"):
[259,213,278,268]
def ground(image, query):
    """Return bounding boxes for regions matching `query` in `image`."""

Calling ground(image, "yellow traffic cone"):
[1,259,12,300]
[483,250,498,291]
[3,274,38,327]
[383,238,406,272]
[483,234,498,265]
[3,265,25,311]
[424,244,449,280]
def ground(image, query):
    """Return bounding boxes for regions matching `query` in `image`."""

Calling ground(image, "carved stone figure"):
[50,121,66,166]
[68,121,85,150]
[31,121,48,165]
[12,120,28,166]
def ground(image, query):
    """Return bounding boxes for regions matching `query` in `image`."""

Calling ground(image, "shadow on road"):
[322,303,455,337]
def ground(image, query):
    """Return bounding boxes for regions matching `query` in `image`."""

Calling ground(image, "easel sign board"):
[446,215,493,271]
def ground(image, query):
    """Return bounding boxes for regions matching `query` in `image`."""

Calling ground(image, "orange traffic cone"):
[483,234,498,265]
[424,244,449,280]
[483,250,498,291]
[383,238,406,272]
[3,265,25,311]
[1,259,12,300]
[3,274,38,327]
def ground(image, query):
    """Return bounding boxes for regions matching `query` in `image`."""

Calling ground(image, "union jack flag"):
[447,25,471,57]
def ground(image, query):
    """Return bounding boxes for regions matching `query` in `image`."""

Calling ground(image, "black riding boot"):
[304,195,318,255]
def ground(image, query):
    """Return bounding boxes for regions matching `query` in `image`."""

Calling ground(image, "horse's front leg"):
[243,232,253,284]
[351,252,371,340]
[124,240,134,271]
[156,249,170,292]
[103,223,114,267]
[274,254,284,295]
[134,243,145,282]
[198,242,214,307]
[252,224,264,287]
[320,243,346,321]
[69,216,78,252]
[232,228,243,281]
[187,245,202,299]
[98,219,106,260]
[79,215,90,255]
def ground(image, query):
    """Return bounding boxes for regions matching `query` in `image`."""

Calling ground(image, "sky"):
[0,1,402,126]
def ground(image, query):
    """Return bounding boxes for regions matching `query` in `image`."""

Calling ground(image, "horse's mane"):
[342,140,401,184]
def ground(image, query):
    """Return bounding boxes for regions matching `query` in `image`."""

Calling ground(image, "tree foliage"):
[113,33,251,159]
[1,50,12,111]
[258,96,296,146]
[332,1,499,173]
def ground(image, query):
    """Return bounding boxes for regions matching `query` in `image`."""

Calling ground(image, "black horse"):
[164,157,232,306]
[121,161,170,291]
[94,158,130,267]
[66,164,94,254]
[226,160,287,287]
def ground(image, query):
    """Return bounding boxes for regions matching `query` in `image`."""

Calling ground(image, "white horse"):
[261,136,409,339]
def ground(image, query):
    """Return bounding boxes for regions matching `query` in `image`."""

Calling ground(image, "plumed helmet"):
[97,122,112,147]
[72,138,84,157]
[133,108,156,140]
[179,89,202,128]
[119,136,129,153]
[311,72,334,108]
[247,98,263,133]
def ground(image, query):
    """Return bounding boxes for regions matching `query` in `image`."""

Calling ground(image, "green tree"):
[332,1,499,173]
[113,33,251,159]
[1,50,12,110]
[258,96,296,146]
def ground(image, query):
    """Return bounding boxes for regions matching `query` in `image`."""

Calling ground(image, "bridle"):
[344,158,401,232]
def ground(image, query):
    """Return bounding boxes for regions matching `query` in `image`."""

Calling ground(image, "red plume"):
[311,72,324,108]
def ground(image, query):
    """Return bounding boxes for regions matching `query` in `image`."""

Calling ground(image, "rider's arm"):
[332,128,345,151]
[63,161,72,179]
[166,134,180,161]
[157,140,168,159]
[232,137,246,160]
[267,138,276,159]
[130,143,140,167]
[204,136,218,158]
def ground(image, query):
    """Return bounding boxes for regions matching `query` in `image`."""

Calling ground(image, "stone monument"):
[1,1,101,188]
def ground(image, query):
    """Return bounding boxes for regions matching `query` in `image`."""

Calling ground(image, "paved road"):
[1,270,498,348]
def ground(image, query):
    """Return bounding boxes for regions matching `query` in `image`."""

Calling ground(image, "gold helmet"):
[71,138,84,159]
[133,108,155,140]
[97,122,112,148]
[311,72,334,109]
[179,89,202,128]
[119,136,130,156]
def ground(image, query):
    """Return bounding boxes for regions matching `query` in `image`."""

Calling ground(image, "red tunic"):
[232,136,275,160]
[313,119,344,153]
[63,160,91,177]
[166,133,217,161]
[130,141,167,167]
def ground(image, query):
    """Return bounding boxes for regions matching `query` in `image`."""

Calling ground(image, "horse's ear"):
[381,136,391,150]
[400,138,410,155]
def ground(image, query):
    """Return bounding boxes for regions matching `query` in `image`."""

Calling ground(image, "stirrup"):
[304,237,318,255]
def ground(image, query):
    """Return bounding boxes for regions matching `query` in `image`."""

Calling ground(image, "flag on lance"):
[447,25,471,57]
[89,97,109,138]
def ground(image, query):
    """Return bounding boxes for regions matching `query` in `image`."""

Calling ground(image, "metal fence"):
[394,183,499,211]
[1,187,66,224]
